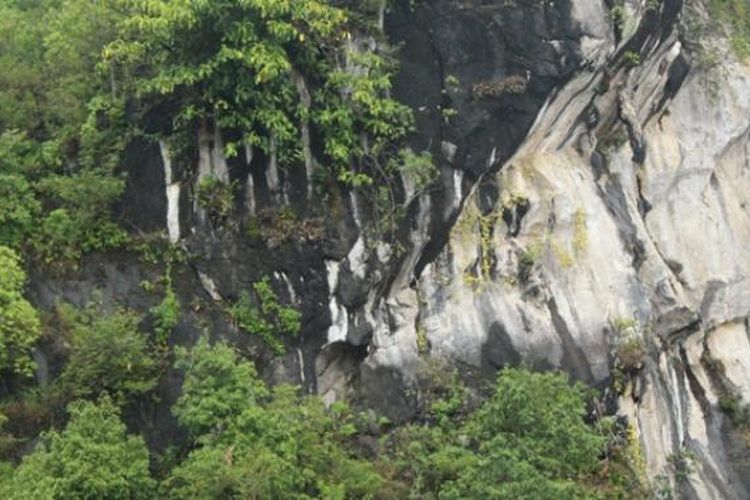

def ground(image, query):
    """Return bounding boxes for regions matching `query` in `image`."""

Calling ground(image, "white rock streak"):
[159,141,180,243]
[325,260,348,344]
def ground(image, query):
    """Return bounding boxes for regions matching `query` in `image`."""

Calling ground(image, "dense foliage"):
[58,303,158,403]
[0,0,128,263]
[0,398,155,499]
[229,276,301,354]
[104,0,412,165]
[0,0,429,269]
[424,370,605,499]
[0,335,644,499]
[0,246,41,377]
[168,337,390,499]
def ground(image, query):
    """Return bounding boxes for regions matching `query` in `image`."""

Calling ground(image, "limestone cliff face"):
[29,0,750,497]
[353,1,750,497]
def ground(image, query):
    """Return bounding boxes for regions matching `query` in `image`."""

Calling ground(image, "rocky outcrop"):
[347,0,750,497]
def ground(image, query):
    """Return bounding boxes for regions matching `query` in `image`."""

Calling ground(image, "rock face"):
[408,33,750,499]
[358,0,750,497]
[28,0,750,497]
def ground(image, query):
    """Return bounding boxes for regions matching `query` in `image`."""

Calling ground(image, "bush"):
[33,172,127,264]
[195,176,234,224]
[228,276,301,355]
[616,338,647,372]
[622,50,641,67]
[150,272,180,346]
[0,246,41,377]
[392,148,437,194]
[59,303,157,403]
[718,390,750,427]
[247,208,326,246]
[384,368,617,499]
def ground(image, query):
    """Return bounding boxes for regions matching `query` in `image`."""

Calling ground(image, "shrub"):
[247,207,325,246]
[0,246,41,377]
[151,286,179,345]
[35,208,127,266]
[195,176,234,224]
[228,276,301,355]
[33,172,128,264]
[59,303,158,403]
[622,50,641,67]
[612,318,646,373]
[150,264,180,346]
[616,338,647,372]
[718,390,750,427]
[392,148,437,194]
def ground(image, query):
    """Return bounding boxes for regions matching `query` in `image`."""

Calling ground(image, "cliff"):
[24,0,750,497]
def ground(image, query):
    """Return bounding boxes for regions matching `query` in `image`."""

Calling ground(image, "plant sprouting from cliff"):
[229,276,301,355]
[444,74,460,90]
[195,176,235,226]
[150,258,180,347]
[371,148,437,235]
[667,448,696,482]
[622,50,641,67]
[396,148,437,194]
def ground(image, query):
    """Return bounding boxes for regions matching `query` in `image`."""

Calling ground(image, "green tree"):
[59,303,157,403]
[0,398,155,499]
[166,337,389,499]
[0,245,41,377]
[104,0,412,182]
[465,369,604,478]
[0,1,128,265]
[385,368,612,499]
[172,336,269,436]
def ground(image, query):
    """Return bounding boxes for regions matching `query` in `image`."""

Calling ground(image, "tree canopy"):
[103,0,413,185]
[0,398,155,499]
